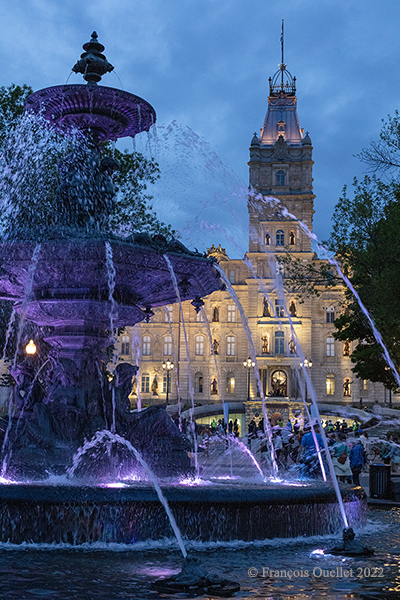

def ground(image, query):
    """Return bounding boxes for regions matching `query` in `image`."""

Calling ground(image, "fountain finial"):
[72,31,114,85]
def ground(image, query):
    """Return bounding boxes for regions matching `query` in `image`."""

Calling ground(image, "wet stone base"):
[0,483,367,545]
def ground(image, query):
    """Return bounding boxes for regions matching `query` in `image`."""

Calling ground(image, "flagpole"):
[281,19,284,89]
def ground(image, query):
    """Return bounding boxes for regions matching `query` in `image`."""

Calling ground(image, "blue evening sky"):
[1,0,399,255]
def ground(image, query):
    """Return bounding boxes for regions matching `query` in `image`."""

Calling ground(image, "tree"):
[357,110,400,175]
[331,177,400,390]
[107,147,175,239]
[0,84,175,382]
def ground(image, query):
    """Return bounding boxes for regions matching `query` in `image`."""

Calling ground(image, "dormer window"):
[276,170,285,186]
[277,120,285,137]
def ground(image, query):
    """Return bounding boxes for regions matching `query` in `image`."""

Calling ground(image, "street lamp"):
[243,357,255,402]
[25,340,37,355]
[300,358,312,401]
[162,359,174,405]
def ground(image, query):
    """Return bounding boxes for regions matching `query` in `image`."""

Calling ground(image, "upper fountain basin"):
[25,84,156,142]
[0,236,221,327]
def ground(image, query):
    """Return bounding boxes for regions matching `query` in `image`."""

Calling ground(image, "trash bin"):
[369,464,391,499]
[391,477,400,502]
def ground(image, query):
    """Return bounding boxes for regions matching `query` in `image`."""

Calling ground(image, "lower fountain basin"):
[0,482,366,544]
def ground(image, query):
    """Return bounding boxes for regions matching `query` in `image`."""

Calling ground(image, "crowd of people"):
[177,411,400,485]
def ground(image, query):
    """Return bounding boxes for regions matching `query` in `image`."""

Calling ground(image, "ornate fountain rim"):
[25,84,156,141]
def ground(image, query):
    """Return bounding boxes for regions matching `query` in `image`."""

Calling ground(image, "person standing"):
[349,440,366,486]
[330,433,352,483]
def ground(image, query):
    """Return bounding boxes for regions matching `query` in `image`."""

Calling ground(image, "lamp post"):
[162,359,174,405]
[243,357,255,402]
[385,366,393,408]
[300,358,312,401]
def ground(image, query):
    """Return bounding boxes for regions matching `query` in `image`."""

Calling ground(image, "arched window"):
[343,378,351,396]
[276,170,285,186]
[229,270,236,284]
[121,335,130,356]
[275,330,284,355]
[165,305,173,322]
[265,232,271,246]
[212,306,219,322]
[195,372,203,393]
[227,336,236,356]
[275,299,285,318]
[326,374,335,395]
[226,373,235,394]
[141,372,150,393]
[142,335,151,356]
[276,229,285,246]
[195,335,204,356]
[289,230,295,245]
[163,335,172,356]
[326,336,335,357]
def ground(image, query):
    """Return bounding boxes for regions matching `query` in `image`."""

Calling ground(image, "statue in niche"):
[211,378,218,394]
[265,232,271,246]
[263,298,271,317]
[343,341,350,357]
[289,231,295,245]
[151,375,158,396]
[343,378,351,396]
[131,376,137,396]
[212,306,219,322]
[262,335,269,354]
[289,301,297,317]
[212,339,219,355]
[289,339,296,354]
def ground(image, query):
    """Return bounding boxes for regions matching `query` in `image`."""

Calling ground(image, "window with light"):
[163,335,172,356]
[326,374,335,395]
[326,336,335,357]
[121,335,130,356]
[142,335,151,356]
[227,336,236,356]
[195,335,204,356]
[227,305,236,322]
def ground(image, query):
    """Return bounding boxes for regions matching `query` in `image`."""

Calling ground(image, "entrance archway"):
[271,370,287,397]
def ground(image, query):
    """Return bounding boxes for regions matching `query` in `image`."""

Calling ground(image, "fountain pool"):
[0,507,398,599]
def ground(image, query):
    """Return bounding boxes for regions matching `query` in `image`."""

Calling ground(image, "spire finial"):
[269,20,296,96]
[72,31,114,85]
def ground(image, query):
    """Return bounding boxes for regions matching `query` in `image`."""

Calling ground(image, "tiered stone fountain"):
[0,33,366,545]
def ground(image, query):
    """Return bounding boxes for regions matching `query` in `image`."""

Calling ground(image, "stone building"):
[118,60,385,430]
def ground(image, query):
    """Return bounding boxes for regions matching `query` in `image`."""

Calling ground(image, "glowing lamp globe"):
[25,340,37,355]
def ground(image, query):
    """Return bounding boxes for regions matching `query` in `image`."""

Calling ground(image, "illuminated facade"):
[119,62,385,418]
